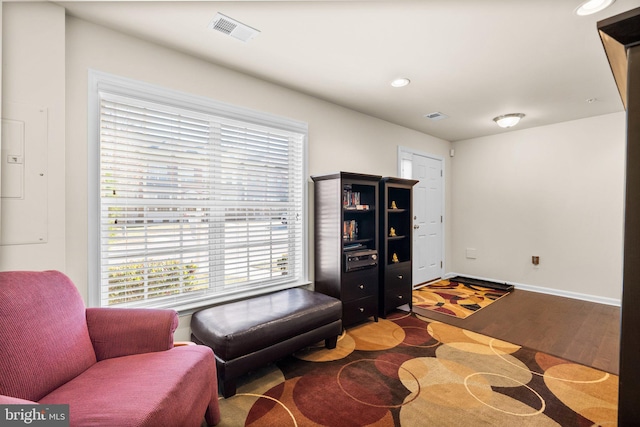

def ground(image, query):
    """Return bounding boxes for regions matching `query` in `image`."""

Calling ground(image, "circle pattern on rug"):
[349,318,406,351]
[464,372,545,416]
[221,312,618,427]
[337,358,420,408]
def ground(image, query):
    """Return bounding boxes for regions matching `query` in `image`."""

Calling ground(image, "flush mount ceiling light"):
[208,13,260,42]
[424,112,449,121]
[390,78,411,88]
[493,113,525,128]
[575,0,615,16]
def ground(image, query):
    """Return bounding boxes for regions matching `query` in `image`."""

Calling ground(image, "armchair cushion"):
[86,307,178,360]
[39,346,219,427]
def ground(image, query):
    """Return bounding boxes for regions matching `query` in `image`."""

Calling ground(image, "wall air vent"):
[424,112,449,121]
[208,13,260,43]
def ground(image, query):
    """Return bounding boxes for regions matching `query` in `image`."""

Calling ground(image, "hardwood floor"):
[411,288,620,375]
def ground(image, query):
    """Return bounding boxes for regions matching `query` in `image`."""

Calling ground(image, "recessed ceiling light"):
[575,0,615,16]
[391,78,410,88]
[493,113,525,128]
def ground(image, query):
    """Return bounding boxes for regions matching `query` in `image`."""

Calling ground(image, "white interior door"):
[400,149,443,286]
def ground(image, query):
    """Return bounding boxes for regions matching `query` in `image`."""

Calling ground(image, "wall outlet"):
[466,248,477,259]
[532,256,540,265]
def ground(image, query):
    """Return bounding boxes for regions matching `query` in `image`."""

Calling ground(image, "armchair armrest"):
[86,308,179,361]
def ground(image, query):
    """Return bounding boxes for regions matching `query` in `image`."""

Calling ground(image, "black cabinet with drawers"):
[311,172,381,327]
[379,177,418,317]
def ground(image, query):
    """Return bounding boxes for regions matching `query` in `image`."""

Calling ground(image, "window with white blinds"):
[89,71,308,310]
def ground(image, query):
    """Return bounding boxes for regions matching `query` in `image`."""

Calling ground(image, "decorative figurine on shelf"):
[392,253,399,263]
[390,201,398,209]
[389,227,396,237]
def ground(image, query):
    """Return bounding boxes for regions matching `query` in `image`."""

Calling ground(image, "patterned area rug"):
[216,312,617,426]
[412,279,511,319]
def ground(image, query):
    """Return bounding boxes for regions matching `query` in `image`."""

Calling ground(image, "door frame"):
[397,146,446,285]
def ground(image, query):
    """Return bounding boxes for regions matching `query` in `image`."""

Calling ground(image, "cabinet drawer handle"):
[397,275,403,279]
[359,284,364,289]
[398,295,403,299]
[359,307,364,312]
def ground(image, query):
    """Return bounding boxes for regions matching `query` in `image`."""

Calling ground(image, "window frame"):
[88,70,309,312]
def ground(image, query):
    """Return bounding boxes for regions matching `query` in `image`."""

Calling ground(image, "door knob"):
[414,225,420,229]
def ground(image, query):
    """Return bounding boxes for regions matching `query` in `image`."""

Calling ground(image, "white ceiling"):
[56,0,638,142]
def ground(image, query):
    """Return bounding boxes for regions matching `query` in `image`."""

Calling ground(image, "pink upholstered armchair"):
[0,270,220,426]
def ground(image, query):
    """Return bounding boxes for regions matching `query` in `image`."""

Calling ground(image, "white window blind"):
[92,74,307,310]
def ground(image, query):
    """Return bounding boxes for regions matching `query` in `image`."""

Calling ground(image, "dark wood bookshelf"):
[312,172,381,327]
[379,177,418,317]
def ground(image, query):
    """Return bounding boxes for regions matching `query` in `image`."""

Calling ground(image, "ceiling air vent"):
[208,13,260,43]
[424,112,449,121]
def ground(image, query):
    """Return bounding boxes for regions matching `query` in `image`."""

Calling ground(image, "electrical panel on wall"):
[1,102,48,245]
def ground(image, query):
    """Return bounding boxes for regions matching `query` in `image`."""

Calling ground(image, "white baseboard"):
[413,278,443,290]
[443,272,621,307]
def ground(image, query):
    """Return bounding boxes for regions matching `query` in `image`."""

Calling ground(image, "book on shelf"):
[342,219,358,241]
[345,205,370,211]
[343,187,363,209]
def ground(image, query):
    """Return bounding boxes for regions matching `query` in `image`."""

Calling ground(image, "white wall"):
[3,3,625,341]
[0,2,66,271]
[62,16,450,338]
[64,16,450,295]
[450,112,626,303]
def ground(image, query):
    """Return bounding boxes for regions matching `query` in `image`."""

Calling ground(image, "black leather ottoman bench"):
[190,288,342,398]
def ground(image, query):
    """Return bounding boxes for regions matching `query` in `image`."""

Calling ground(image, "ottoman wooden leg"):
[325,335,338,349]
[220,377,237,399]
